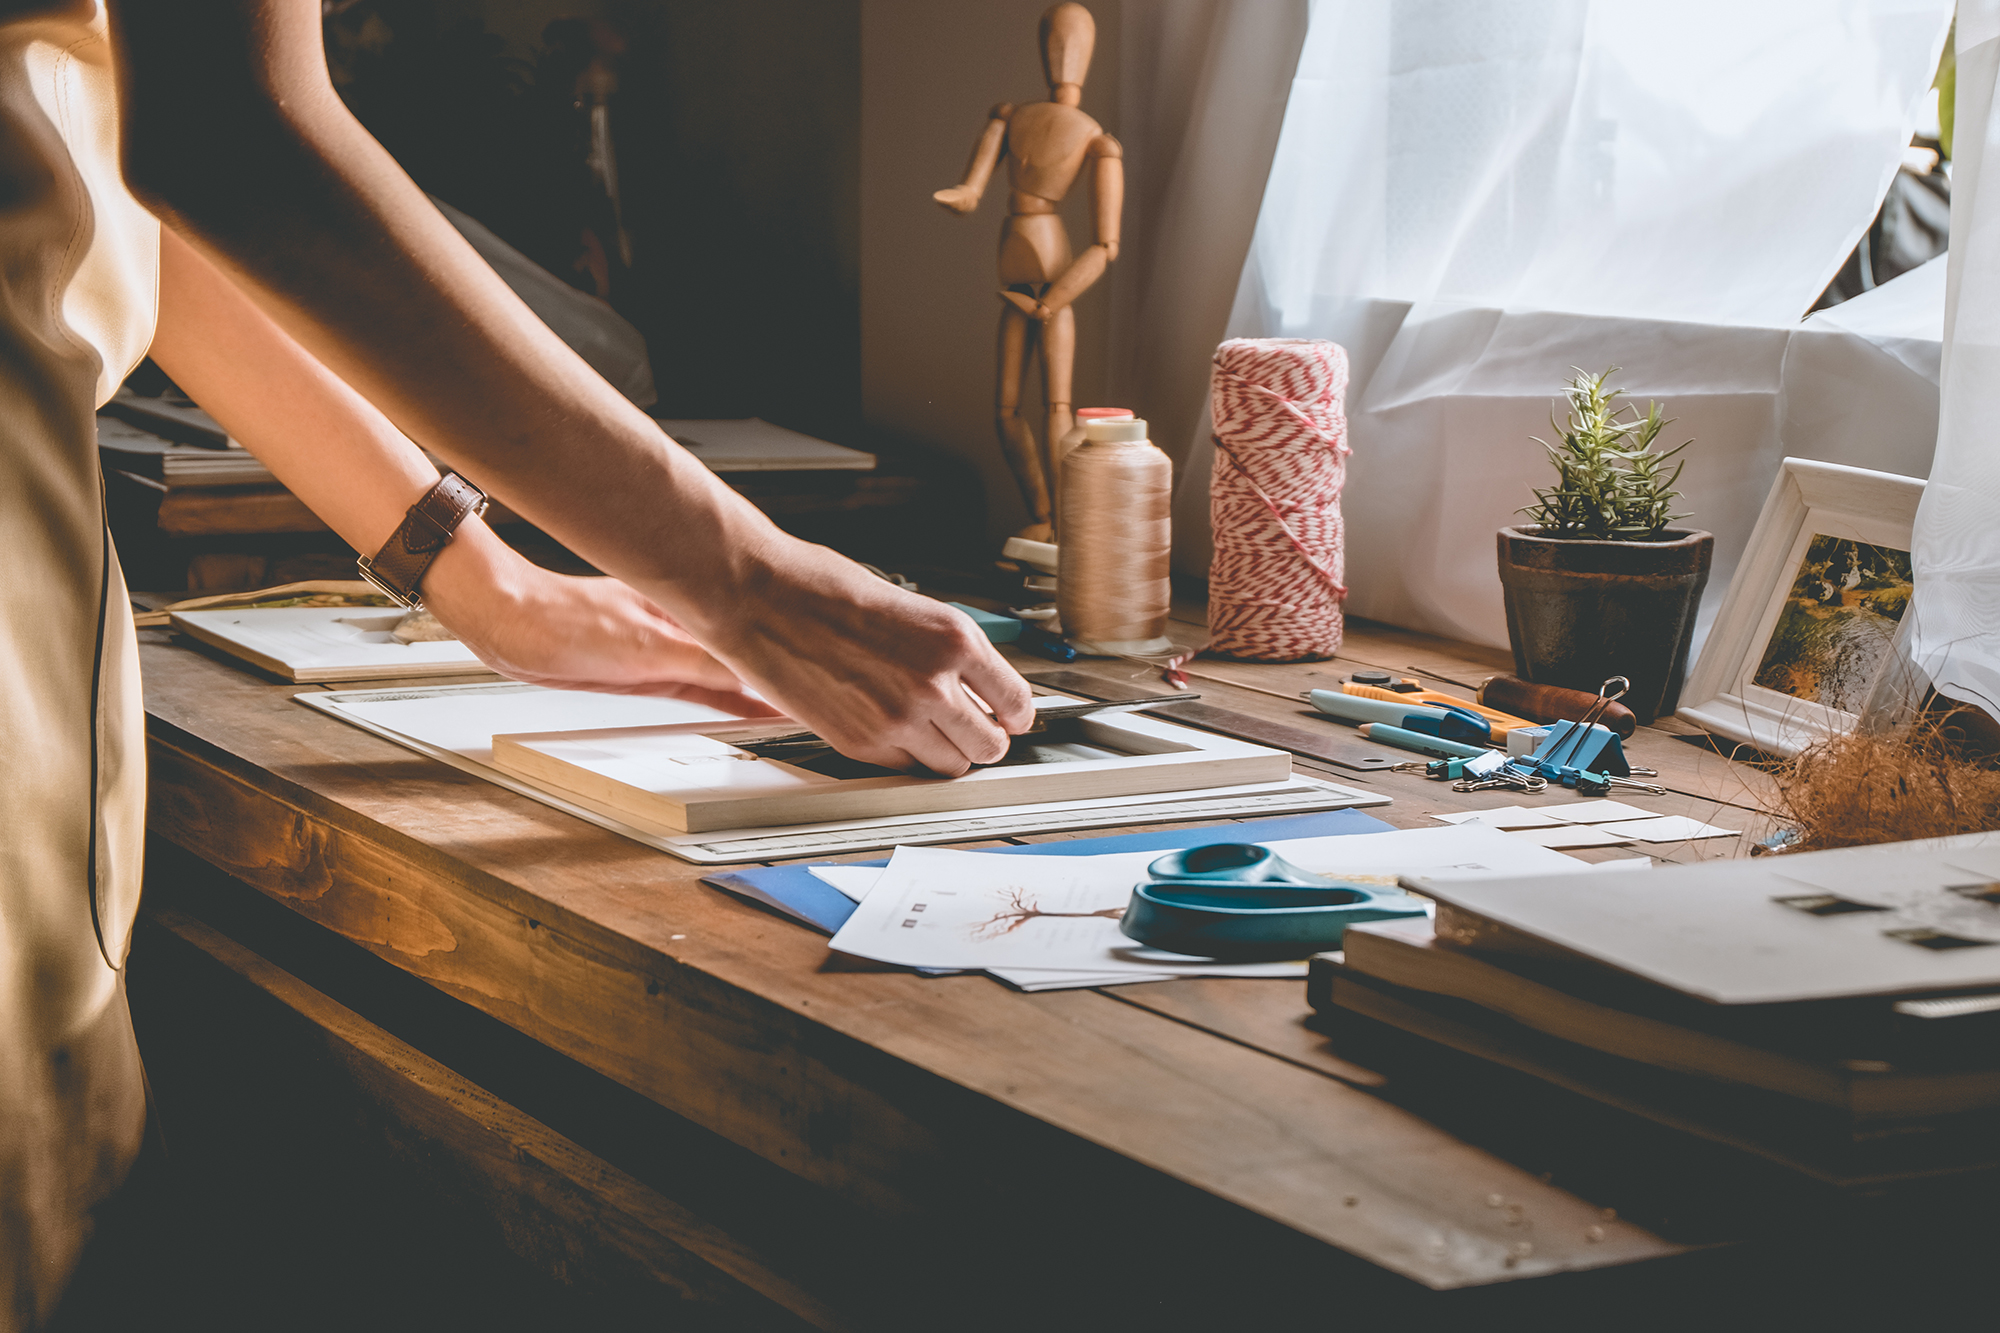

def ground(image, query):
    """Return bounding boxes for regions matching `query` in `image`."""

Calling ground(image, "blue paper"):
[700,807,1396,934]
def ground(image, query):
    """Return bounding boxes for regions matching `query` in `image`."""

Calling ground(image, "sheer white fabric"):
[1180,0,1952,655]
[1911,5,2000,721]
[1107,0,1308,495]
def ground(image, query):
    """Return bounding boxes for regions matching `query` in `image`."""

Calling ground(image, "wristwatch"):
[356,471,489,609]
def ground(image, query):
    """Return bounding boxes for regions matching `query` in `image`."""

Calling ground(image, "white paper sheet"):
[1434,800,1660,828]
[808,865,887,902]
[1539,801,1660,825]
[1433,806,1564,830]
[808,865,1180,990]
[1595,816,1742,843]
[314,681,745,766]
[986,970,1181,991]
[828,826,1595,979]
[1509,825,1636,849]
[814,862,1297,985]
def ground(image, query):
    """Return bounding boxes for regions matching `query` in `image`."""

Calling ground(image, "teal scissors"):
[1118,843,1428,961]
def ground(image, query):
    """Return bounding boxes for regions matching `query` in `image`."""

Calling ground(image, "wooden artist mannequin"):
[934,2,1124,542]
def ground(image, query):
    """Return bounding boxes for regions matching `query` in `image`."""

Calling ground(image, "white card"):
[1432,806,1564,830]
[1596,815,1742,843]
[807,864,885,901]
[1510,824,1636,849]
[1540,800,1657,824]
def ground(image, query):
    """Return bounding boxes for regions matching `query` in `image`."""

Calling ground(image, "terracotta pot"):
[1496,527,1714,725]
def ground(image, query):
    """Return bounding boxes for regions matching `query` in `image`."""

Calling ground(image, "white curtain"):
[1179,0,1953,657]
[1912,5,2000,720]
[1107,1,1309,488]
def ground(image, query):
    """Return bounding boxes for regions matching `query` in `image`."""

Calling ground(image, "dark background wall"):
[331,1,1142,549]
[860,0,1125,547]
[331,0,863,445]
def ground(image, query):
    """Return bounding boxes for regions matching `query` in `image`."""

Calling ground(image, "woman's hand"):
[681,536,1036,777]
[421,524,780,719]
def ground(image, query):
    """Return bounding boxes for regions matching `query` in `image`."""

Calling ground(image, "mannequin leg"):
[1040,304,1076,526]
[996,301,1052,538]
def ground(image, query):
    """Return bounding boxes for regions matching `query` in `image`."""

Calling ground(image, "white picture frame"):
[1677,458,1924,757]
[490,699,1294,833]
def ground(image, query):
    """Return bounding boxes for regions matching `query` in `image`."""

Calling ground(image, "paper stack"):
[1311,833,2000,1186]
[823,826,1606,991]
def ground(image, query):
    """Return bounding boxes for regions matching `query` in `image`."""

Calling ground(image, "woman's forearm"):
[148,228,775,713]
[110,0,1033,775]
[147,227,517,608]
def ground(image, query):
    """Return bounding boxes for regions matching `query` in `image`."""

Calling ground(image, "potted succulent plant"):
[1497,367,1713,724]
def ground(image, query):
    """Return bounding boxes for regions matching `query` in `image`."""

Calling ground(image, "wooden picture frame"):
[1676,458,1924,757]
[490,699,1293,833]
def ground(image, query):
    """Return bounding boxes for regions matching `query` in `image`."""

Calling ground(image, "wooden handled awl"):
[1476,676,1637,738]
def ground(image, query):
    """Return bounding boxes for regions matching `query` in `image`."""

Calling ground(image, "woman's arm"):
[150,229,776,715]
[111,0,1031,775]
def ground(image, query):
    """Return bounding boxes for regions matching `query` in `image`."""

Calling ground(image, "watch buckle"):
[356,555,419,610]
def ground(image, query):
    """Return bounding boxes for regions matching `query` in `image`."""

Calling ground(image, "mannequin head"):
[1039,3,1094,104]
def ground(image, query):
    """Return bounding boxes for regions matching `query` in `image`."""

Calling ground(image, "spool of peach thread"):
[1057,416,1174,656]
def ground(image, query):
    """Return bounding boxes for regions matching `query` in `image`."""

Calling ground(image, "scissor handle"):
[1119,879,1430,959]
[1145,843,1332,888]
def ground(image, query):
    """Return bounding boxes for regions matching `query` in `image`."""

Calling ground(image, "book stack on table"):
[99,391,539,592]
[101,392,358,592]
[1309,833,2000,1188]
[102,392,964,590]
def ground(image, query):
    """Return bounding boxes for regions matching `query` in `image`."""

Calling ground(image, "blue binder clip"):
[1527,718,1634,778]
[1506,677,1664,796]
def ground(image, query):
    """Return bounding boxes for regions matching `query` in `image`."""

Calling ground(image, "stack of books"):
[99,391,276,487]
[1310,833,2000,1187]
[98,393,343,591]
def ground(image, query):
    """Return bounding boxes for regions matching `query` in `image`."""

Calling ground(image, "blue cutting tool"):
[1118,842,1429,960]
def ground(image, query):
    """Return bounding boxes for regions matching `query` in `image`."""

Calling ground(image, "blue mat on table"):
[701,807,1397,935]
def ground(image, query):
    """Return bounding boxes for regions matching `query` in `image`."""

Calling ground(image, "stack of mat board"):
[1309,832,2000,1188]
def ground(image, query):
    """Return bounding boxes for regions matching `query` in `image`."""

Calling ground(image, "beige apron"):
[0,3,159,1324]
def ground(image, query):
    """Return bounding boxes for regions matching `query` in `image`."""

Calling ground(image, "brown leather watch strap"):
[357,472,488,608]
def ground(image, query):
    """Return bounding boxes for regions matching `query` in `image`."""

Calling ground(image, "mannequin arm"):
[112,0,1031,774]
[933,105,1011,213]
[1090,135,1123,258]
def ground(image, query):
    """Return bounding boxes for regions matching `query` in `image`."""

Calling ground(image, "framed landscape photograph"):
[1677,459,1925,757]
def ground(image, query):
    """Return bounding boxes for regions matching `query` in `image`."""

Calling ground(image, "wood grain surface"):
[139,612,1782,1296]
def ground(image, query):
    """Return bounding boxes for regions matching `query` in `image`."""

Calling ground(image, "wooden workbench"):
[129,603,1981,1331]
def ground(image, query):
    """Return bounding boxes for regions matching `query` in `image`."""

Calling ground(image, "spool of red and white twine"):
[1206,338,1350,662]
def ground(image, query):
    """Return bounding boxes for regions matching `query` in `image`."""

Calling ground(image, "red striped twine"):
[1206,337,1350,662]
